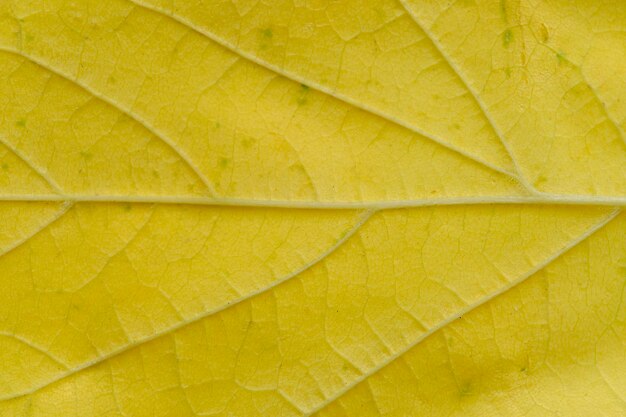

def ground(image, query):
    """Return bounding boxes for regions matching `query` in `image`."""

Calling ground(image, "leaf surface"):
[0,0,624,416]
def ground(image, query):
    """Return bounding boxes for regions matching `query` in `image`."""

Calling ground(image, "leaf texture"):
[0,0,624,416]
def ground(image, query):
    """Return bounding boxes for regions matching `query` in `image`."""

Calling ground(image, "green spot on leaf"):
[15,118,26,127]
[459,381,472,396]
[297,84,310,105]
[503,29,513,47]
[241,137,255,148]
[499,0,508,22]
[259,28,273,50]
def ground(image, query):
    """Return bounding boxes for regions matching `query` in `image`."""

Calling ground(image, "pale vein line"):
[0,203,74,380]
[304,207,622,416]
[598,364,626,405]
[0,203,74,365]
[0,333,68,368]
[0,193,624,209]
[70,208,155,292]
[0,209,375,402]
[126,0,523,184]
[0,135,63,194]
[0,201,73,259]
[582,77,626,147]
[0,48,218,198]
[396,0,538,194]
[540,43,626,147]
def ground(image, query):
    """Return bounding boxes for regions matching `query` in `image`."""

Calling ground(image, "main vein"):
[0,194,624,209]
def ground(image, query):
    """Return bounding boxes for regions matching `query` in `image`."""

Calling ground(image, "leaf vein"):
[0,333,68,369]
[0,194,623,209]
[0,48,218,198]
[125,0,522,183]
[0,209,376,402]
[0,201,73,259]
[0,135,63,194]
[396,0,537,194]
[304,207,622,416]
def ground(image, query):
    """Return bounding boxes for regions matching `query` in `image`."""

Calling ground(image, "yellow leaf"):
[0,0,624,416]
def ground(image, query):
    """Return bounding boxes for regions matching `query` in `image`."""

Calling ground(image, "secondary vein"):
[126,0,523,183]
[304,207,621,416]
[0,48,218,199]
[0,209,376,403]
[396,0,537,194]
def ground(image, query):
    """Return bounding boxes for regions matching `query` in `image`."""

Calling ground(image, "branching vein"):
[0,209,375,402]
[305,208,621,416]
[0,48,218,198]
[126,0,523,183]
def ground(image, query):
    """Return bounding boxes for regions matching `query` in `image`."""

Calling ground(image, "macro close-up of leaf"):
[0,0,625,416]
